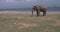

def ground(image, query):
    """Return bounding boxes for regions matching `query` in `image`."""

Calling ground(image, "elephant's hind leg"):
[43,11,46,16]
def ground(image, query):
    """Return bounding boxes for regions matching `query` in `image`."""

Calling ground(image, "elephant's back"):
[36,4,47,10]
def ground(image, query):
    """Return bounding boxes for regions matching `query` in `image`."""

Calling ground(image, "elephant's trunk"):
[32,10,34,16]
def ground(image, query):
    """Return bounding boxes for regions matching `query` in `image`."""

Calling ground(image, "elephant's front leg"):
[36,10,40,16]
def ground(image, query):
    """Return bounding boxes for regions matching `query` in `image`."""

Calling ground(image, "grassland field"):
[0,11,60,32]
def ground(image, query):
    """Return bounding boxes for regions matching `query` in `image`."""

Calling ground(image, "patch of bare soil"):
[40,17,52,21]
[43,29,54,32]
[0,30,6,32]
[16,16,24,19]
[17,22,39,29]
[50,20,60,26]
[0,16,7,21]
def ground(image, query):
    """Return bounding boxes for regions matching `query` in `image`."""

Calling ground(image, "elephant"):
[32,4,47,16]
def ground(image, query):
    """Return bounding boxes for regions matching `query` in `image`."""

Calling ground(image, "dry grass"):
[17,22,39,29]
[0,11,60,32]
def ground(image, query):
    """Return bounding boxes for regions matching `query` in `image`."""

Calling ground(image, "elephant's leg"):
[43,11,46,16]
[36,10,40,16]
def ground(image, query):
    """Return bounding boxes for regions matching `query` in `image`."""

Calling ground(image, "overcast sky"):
[0,0,60,8]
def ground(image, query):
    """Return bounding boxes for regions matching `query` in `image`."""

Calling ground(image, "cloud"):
[25,0,34,2]
[0,0,16,3]
[6,0,15,3]
[15,0,36,4]
[0,0,37,3]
